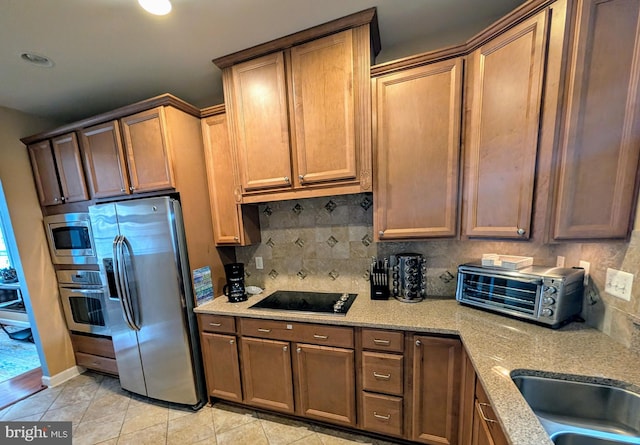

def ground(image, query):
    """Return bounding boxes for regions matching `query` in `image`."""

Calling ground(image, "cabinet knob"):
[229,339,235,345]
[283,346,288,352]
[234,236,239,241]
[296,347,301,353]
[54,197,59,202]
[299,174,305,181]
[130,186,135,191]
[379,231,384,236]
[517,228,526,236]
[415,339,422,347]
[120,188,125,192]
[284,176,290,184]
[61,196,67,202]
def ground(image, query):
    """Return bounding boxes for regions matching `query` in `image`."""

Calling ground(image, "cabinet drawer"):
[362,392,403,437]
[70,334,115,359]
[75,352,118,375]
[239,318,354,348]
[200,314,236,334]
[362,329,404,352]
[362,351,404,396]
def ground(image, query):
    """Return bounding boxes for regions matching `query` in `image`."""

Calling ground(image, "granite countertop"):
[195,290,640,445]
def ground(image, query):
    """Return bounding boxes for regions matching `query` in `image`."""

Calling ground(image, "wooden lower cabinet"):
[471,382,508,445]
[412,335,462,445]
[294,342,356,426]
[200,332,242,402]
[70,333,118,376]
[240,336,295,414]
[362,392,404,436]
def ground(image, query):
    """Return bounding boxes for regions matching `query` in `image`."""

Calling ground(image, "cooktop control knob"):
[340,294,349,302]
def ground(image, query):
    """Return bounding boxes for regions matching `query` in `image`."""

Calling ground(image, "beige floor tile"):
[1,387,61,420]
[94,439,118,445]
[81,392,131,423]
[40,399,91,425]
[167,408,216,445]
[48,382,99,411]
[120,398,169,435]
[116,423,167,445]
[211,402,258,435]
[73,412,126,445]
[215,420,268,445]
[258,412,315,445]
[289,433,325,445]
[313,424,377,444]
[191,436,218,445]
[5,413,44,421]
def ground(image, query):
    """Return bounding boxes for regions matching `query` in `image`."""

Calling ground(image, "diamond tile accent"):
[328,269,340,280]
[361,234,373,247]
[297,269,309,280]
[324,200,337,213]
[266,238,275,248]
[326,236,339,247]
[262,206,273,216]
[295,238,305,248]
[439,271,455,283]
[292,203,304,215]
[268,269,279,280]
[360,196,373,211]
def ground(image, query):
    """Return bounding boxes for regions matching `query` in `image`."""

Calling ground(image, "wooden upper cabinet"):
[552,0,640,240]
[373,58,463,240]
[121,107,174,194]
[201,110,260,246]
[230,52,293,192]
[28,133,89,206]
[290,29,357,186]
[464,11,549,239]
[80,120,130,198]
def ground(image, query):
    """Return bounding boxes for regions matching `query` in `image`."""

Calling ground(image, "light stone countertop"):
[194,290,640,445]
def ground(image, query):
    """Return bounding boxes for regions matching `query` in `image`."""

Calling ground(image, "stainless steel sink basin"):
[511,373,640,445]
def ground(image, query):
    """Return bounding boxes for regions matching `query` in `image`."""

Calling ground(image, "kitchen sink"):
[511,373,640,445]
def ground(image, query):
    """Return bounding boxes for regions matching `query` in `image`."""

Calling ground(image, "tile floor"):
[0,371,404,445]
[0,327,40,383]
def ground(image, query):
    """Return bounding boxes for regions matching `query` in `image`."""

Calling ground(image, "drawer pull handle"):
[258,328,272,333]
[477,402,497,423]
[373,412,391,421]
[373,372,391,380]
[313,334,328,340]
[373,339,391,345]
[209,322,222,327]
[229,339,235,345]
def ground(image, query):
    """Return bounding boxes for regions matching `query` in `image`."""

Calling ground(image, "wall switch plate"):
[579,260,590,286]
[605,268,633,301]
[255,257,264,270]
[556,256,566,267]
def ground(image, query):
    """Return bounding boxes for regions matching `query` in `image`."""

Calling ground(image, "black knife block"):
[370,270,390,300]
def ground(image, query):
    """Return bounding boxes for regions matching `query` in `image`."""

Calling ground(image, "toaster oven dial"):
[544,285,557,294]
[541,308,554,317]
[542,296,556,305]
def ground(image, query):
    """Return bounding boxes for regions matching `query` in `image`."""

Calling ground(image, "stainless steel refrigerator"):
[89,196,206,408]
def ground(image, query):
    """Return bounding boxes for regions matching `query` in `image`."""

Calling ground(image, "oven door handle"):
[113,235,138,331]
[119,235,140,331]
[59,288,104,294]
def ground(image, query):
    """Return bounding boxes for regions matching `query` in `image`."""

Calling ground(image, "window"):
[0,222,11,270]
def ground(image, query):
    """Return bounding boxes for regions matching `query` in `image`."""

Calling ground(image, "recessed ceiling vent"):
[20,52,54,68]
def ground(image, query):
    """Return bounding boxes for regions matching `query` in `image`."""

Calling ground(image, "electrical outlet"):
[579,261,590,286]
[605,268,633,301]
[255,257,263,270]
[556,256,565,267]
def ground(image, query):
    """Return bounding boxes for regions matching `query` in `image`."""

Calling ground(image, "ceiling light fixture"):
[20,52,54,68]
[138,0,172,16]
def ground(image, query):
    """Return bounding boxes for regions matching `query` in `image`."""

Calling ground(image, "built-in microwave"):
[44,213,97,265]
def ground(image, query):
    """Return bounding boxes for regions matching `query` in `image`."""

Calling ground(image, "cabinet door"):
[121,107,174,194]
[294,343,356,427]
[553,0,640,239]
[28,140,62,206]
[80,120,130,198]
[201,333,242,402]
[290,29,357,186]
[51,133,89,203]
[230,52,293,191]
[412,336,462,445]
[464,11,548,239]
[374,58,463,240]
[240,337,294,413]
[202,113,244,245]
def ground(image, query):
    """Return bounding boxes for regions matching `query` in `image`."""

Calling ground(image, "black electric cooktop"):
[249,291,357,315]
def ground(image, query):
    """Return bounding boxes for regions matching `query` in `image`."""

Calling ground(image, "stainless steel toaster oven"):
[456,263,585,328]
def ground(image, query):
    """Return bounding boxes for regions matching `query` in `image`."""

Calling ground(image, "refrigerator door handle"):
[113,235,138,331]
[120,235,140,331]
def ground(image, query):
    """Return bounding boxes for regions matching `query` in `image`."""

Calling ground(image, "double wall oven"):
[57,269,110,336]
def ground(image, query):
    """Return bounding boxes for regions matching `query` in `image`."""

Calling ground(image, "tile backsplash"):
[235,193,640,351]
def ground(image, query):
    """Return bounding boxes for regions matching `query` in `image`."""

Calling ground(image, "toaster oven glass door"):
[459,272,540,316]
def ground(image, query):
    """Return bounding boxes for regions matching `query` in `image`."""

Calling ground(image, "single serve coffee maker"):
[223,263,247,302]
